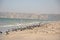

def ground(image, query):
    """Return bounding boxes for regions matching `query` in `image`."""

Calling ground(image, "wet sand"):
[0,21,60,40]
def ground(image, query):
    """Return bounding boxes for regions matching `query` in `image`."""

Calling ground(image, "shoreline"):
[0,21,60,40]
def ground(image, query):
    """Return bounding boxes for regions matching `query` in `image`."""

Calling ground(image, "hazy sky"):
[0,0,60,14]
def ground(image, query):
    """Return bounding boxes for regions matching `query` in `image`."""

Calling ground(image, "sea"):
[0,18,59,33]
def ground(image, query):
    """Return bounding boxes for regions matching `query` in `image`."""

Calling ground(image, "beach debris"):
[0,31,2,34]
[5,30,9,35]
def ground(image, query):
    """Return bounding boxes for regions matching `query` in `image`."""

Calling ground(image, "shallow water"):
[0,18,58,33]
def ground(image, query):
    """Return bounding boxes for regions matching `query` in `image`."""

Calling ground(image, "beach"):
[0,21,60,40]
[0,0,60,40]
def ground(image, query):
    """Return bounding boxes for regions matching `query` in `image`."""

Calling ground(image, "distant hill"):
[0,12,60,21]
[0,12,48,19]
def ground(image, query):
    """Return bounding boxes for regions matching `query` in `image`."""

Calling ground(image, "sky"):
[0,0,60,14]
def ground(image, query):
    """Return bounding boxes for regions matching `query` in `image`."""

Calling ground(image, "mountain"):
[0,12,48,19]
[0,12,60,21]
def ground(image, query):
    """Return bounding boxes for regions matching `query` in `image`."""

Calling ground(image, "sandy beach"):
[0,21,60,40]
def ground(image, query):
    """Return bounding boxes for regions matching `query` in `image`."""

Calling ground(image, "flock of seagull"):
[0,22,45,35]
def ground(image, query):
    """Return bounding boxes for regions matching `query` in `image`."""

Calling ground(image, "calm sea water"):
[0,18,54,33]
